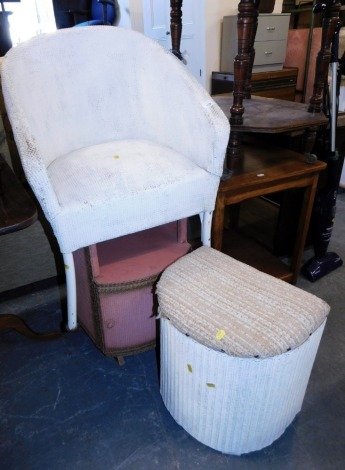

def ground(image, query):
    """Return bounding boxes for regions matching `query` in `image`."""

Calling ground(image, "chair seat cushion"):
[156,246,330,358]
[47,140,219,253]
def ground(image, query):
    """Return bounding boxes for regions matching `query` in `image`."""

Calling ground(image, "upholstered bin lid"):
[156,246,330,358]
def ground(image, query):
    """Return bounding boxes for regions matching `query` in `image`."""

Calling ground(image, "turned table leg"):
[228,0,258,171]
[170,0,184,61]
[211,194,226,251]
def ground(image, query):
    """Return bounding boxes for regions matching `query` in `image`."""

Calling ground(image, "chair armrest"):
[144,53,230,178]
[0,71,61,221]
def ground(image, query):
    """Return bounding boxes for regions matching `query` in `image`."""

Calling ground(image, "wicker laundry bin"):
[73,221,190,363]
[156,246,330,455]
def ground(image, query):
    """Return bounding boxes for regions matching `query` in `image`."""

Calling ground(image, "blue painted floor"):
[1,274,345,470]
[1,192,345,469]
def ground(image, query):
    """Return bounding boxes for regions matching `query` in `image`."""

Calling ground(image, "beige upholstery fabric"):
[157,247,330,357]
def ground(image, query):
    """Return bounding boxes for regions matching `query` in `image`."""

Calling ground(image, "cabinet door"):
[142,0,171,48]
[143,0,204,86]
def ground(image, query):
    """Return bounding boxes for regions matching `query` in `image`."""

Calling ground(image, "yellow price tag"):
[216,329,226,341]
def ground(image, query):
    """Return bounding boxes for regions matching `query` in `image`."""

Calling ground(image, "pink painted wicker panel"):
[74,221,190,356]
[74,247,97,338]
[94,221,189,284]
[98,287,156,350]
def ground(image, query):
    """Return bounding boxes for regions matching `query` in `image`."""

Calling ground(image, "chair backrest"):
[1,27,226,176]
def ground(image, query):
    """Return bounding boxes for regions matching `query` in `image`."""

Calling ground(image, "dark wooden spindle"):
[170,0,184,61]
[227,0,259,172]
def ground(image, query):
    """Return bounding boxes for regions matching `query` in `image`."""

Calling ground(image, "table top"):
[0,153,37,235]
[212,95,329,133]
[218,140,327,198]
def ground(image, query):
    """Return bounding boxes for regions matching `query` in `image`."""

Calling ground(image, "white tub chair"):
[1,26,229,330]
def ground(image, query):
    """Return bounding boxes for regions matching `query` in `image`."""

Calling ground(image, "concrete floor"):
[0,192,344,469]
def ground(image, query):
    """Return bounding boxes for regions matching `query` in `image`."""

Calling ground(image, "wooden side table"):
[214,94,328,134]
[211,141,327,285]
[0,153,62,340]
[167,0,332,284]
[212,94,328,284]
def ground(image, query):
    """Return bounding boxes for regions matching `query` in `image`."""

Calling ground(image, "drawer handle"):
[264,51,273,55]
[266,26,276,31]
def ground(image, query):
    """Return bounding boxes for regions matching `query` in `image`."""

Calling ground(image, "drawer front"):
[256,14,290,42]
[254,40,287,66]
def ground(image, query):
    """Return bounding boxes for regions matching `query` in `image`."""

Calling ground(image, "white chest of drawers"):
[221,13,290,73]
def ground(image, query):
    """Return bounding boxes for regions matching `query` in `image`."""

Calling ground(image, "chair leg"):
[199,211,213,247]
[63,252,78,331]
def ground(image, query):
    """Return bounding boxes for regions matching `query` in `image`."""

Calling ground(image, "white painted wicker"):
[157,247,330,454]
[160,317,325,455]
[1,28,229,254]
[1,28,229,330]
